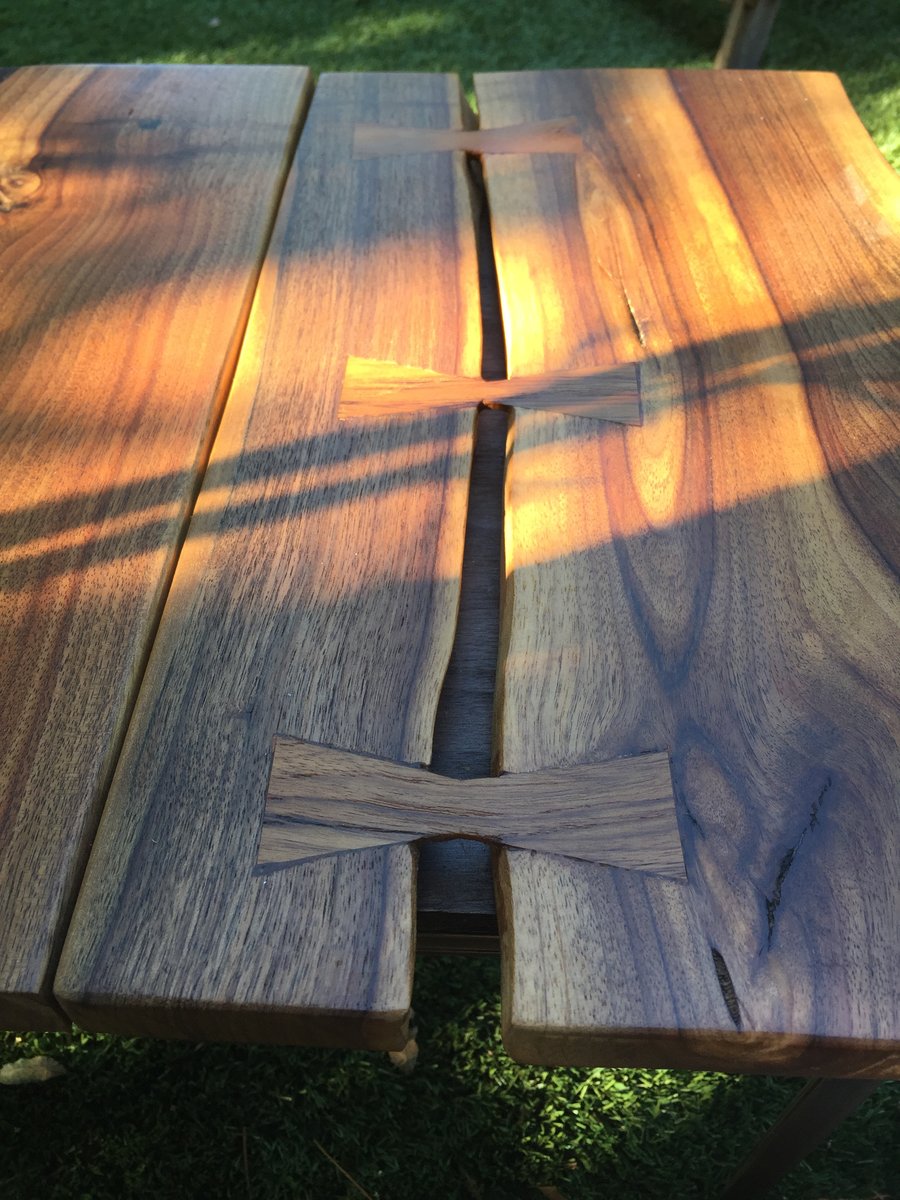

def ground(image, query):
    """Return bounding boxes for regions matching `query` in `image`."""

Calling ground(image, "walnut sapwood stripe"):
[353,117,583,158]
[258,738,685,879]
[339,357,641,423]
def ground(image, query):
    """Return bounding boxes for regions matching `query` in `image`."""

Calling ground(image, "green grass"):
[2,959,899,1198]
[0,0,897,165]
[1,4,898,1197]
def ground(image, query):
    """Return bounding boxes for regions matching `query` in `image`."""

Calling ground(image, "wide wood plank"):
[55,74,483,1048]
[477,69,900,1075]
[0,64,309,1030]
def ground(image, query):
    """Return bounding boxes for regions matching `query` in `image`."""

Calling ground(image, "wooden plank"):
[259,737,684,877]
[339,357,641,423]
[54,74,483,1048]
[671,70,900,574]
[0,64,309,1030]
[476,68,900,1075]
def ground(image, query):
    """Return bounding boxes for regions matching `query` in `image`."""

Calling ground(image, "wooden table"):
[1,61,897,1145]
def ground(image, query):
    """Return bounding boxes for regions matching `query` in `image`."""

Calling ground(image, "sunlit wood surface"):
[0,64,308,1029]
[479,69,900,1076]
[7,66,897,1072]
[55,74,482,1047]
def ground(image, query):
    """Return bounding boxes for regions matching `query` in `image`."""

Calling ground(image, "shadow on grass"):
[0,0,722,70]
[1,0,897,163]
[1,959,898,1199]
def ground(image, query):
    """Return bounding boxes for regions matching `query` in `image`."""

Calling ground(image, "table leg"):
[719,1078,880,1199]
[714,0,782,69]
[388,1012,419,1074]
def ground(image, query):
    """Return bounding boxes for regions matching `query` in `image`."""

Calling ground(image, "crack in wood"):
[710,947,742,1029]
[765,775,833,950]
[622,285,648,348]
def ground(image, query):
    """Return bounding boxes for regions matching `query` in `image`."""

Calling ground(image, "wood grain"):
[259,737,684,877]
[0,64,309,1030]
[54,74,483,1049]
[353,117,582,157]
[339,356,641,423]
[477,69,900,1076]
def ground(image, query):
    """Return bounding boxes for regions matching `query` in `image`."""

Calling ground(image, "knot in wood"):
[0,168,41,212]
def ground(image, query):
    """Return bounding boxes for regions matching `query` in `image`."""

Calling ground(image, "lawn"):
[0,0,898,166]
[1,2,898,1198]
[3,957,900,1199]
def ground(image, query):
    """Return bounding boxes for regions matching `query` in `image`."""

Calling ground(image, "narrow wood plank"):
[477,68,900,1076]
[54,74,483,1048]
[339,357,641,423]
[259,737,684,878]
[0,64,309,1030]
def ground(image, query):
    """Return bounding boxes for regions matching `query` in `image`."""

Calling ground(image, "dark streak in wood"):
[765,774,832,951]
[711,948,742,1030]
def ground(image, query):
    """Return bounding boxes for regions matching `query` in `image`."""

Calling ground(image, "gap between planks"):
[417,155,508,948]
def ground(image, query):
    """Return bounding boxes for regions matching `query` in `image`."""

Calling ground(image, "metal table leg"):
[715,0,782,68]
[720,1078,880,1199]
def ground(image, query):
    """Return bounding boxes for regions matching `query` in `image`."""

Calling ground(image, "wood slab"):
[0,64,309,1030]
[54,74,483,1048]
[477,69,900,1077]
[259,737,684,877]
[339,356,641,423]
